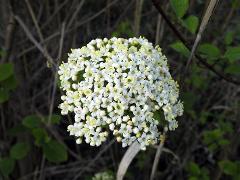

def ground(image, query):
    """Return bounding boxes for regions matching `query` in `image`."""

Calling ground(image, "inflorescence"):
[58,37,183,150]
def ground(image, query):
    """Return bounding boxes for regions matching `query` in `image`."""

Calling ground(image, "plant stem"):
[150,133,166,180]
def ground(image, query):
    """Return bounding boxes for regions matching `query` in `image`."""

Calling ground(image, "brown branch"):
[152,0,240,85]
[2,13,15,63]
[150,133,166,180]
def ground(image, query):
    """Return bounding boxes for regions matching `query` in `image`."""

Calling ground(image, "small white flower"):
[58,37,183,150]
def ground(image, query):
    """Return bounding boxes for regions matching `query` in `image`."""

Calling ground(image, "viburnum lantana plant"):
[58,37,183,150]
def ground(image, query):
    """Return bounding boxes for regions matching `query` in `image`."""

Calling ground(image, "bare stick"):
[186,0,219,70]
[25,0,44,42]
[134,0,144,36]
[67,0,85,28]
[14,15,54,66]
[48,22,65,125]
[2,14,15,63]
[150,133,166,180]
[117,141,141,180]
[73,140,115,180]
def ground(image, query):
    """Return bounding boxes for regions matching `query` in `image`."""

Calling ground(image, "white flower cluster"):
[92,171,114,180]
[58,37,183,150]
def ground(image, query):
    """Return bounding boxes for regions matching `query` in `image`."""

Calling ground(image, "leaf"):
[225,64,240,75]
[0,50,6,58]
[188,162,201,176]
[170,41,190,58]
[189,177,198,180]
[112,21,134,38]
[0,157,15,177]
[50,115,61,124]
[42,140,67,163]
[0,88,9,103]
[218,139,230,146]
[0,75,17,90]
[10,142,30,160]
[153,110,166,125]
[201,168,210,180]
[0,63,14,82]
[224,31,234,45]
[182,92,196,111]
[32,128,50,146]
[224,46,240,63]
[8,124,28,136]
[170,0,189,18]
[43,114,61,125]
[203,129,224,149]
[22,115,42,129]
[183,15,199,34]
[198,44,221,59]
[190,73,206,89]
[232,0,240,9]
[219,160,238,176]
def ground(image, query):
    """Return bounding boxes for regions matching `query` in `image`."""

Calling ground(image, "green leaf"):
[170,41,190,58]
[0,63,14,82]
[200,112,210,124]
[0,88,9,103]
[218,139,230,146]
[0,157,15,177]
[0,75,17,90]
[224,46,240,63]
[22,115,42,129]
[111,21,134,37]
[232,0,240,9]
[32,128,50,146]
[8,124,28,136]
[43,114,61,125]
[183,15,199,34]
[190,73,206,89]
[10,142,30,160]
[198,44,221,59]
[189,177,198,180]
[153,109,166,126]
[188,162,201,176]
[43,140,68,163]
[182,92,196,111]
[0,50,6,58]
[219,160,238,176]
[201,168,210,180]
[170,0,189,18]
[50,115,61,124]
[203,129,224,149]
[224,31,234,45]
[225,64,240,75]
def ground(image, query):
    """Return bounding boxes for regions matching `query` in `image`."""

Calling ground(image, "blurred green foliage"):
[0,63,17,103]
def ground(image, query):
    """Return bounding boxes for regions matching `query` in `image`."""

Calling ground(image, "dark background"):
[0,0,240,179]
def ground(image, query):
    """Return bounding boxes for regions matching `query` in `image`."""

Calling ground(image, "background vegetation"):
[0,0,240,179]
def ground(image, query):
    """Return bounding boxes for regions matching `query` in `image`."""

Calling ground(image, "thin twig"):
[73,140,115,180]
[134,0,144,36]
[186,0,219,70]
[48,22,65,125]
[150,133,166,180]
[67,0,85,28]
[25,0,53,68]
[2,13,15,63]
[25,0,44,43]
[14,15,55,67]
